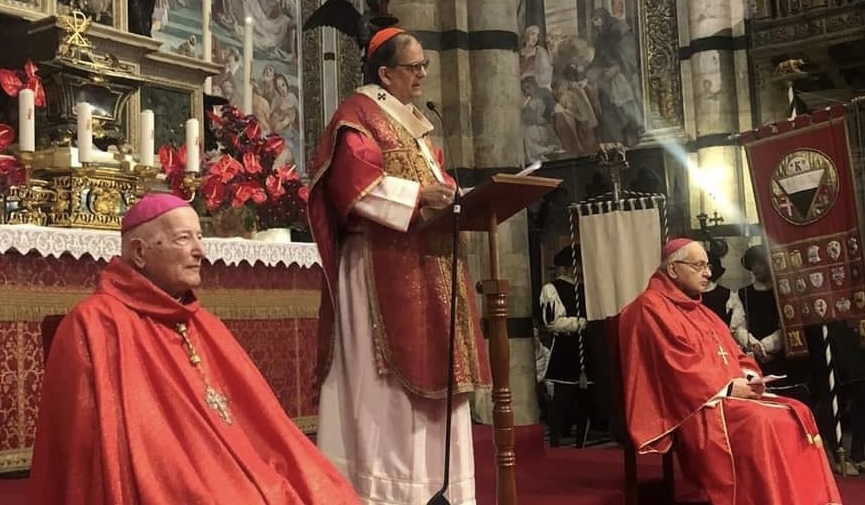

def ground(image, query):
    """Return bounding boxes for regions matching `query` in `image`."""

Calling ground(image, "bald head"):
[121,206,205,297]
[661,241,711,297]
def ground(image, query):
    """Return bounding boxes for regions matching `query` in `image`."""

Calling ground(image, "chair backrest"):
[604,313,633,449]
[40,314,66,365]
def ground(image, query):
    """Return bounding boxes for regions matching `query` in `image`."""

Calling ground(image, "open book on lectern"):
[457,161,542,195]
[421,172,562,233]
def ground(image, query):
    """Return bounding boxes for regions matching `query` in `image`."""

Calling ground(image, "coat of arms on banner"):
[740,106,865,357]
[770,149,839,226]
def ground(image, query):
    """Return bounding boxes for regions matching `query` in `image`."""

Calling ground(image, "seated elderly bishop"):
[619,238,841,505]
[29,193,360,505]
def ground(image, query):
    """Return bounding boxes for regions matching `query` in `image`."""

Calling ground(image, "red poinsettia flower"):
[245,121,262,143]
[206,109,224,128]
[210,154,243,184]
[158,144,191,197]
[263,135,285,155]
[0,69,22,97]
[0,60,45,106]
[178,104,309,232]
[242,151,263,174]
[265,173,286,199]
[23,60,45,107]
[0,123,14,151]
[202,174,227,211]
[232,180,267,207]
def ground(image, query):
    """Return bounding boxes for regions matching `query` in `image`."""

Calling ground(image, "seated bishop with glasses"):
[617,238,841,505]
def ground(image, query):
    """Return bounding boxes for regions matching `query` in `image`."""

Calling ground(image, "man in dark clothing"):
[700,249,747,339]
[539,246,592,447]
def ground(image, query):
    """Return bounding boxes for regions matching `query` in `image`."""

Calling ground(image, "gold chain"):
[175,323,233,425]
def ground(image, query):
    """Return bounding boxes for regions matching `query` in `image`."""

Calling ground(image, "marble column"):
[681,0,757,229]
[397,0,538,425]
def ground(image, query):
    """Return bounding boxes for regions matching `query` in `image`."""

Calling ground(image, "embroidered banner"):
[740,106,865,356]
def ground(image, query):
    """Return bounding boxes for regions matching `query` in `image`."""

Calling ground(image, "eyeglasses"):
[393,59,430,75]
[674,260,712,273]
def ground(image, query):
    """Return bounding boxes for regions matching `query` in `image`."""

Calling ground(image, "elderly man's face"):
[135,207,205,297]
[667,242,711,297]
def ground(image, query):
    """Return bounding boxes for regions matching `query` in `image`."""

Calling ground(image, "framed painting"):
[518,0,683,164]
[56,0,127,31]
[0,0,49,19]
[151,0,304,173]
[139,85,194,149]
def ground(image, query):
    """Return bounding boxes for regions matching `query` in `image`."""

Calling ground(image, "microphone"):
[424,100,460,505]
[425,101,462,195]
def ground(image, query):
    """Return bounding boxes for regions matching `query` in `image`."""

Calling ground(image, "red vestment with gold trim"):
[619,272,842,505]
[308,92,491,398]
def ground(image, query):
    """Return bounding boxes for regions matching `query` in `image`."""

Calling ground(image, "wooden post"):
[481,211,517,505]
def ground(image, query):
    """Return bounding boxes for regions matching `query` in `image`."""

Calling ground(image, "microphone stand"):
[426,101,460,505]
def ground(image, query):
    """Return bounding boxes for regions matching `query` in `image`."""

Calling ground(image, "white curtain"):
[579,207,661,320]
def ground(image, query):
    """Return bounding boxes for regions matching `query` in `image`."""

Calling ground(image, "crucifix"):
[717,345,729,365]
[709,211,724,227]
[205,384,233,425]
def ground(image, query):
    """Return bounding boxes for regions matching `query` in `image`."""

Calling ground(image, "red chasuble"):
[619,272,841,505]
[307,91,491,398]
[30,259,360,505]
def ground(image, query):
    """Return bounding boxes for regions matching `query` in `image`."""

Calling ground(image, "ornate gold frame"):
[638,0,685,138]
[0,0,48,20]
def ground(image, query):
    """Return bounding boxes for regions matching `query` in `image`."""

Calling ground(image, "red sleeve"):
[327,129,426,222]
[324,129,388,223]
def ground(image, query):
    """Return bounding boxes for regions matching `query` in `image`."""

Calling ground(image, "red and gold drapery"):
[739,105,865,356]
[0,250,322,473]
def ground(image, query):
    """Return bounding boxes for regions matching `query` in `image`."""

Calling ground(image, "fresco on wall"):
[519,0,644,164]
[152,0,303,172]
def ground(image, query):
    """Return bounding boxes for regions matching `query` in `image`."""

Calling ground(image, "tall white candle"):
[242,16,254,114]
[185,118,200,173]
[76,102,93,164]
[140,110,155,166]
[18,89,35,152]
[202,0,213,94]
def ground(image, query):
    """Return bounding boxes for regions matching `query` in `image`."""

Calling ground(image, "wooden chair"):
[605,314,675,505]
[40,314,65,365]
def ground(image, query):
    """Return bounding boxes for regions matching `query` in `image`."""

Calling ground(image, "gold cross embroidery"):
[717,345,729,365]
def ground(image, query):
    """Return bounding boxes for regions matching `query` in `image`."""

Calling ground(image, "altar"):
[0,224,323,473]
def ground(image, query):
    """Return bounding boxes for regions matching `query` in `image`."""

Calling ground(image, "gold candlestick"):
[180,171,201,202]
[18,150,34,186]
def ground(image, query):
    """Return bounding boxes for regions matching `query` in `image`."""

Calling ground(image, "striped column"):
[680,0,756,228]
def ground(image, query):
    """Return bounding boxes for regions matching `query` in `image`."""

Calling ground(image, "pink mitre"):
[121,193,191,234]
[661,237,695,260]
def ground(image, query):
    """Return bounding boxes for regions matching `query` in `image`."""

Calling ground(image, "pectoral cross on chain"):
[205,384,233,425]
[717,345,729,365]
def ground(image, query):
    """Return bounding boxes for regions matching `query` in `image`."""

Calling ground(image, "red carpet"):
[2,425,864,503]
[471,424,865,504]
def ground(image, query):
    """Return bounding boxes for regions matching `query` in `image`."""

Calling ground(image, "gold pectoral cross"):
[205,384,233,425]
[717,345,729,365]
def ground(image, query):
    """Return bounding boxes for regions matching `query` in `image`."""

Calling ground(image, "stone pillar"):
[681,0,757,228]
[397,1,537,425]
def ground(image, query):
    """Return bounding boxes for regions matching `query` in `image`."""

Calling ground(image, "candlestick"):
[203,0,213,94]
[185,118,200,173]
[18,89,35,152]
[140,110,155,167]
[243,16,254,114]
[76,102,93,164]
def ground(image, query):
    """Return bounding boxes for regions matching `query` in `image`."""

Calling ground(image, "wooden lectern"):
[425,173,562,505]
